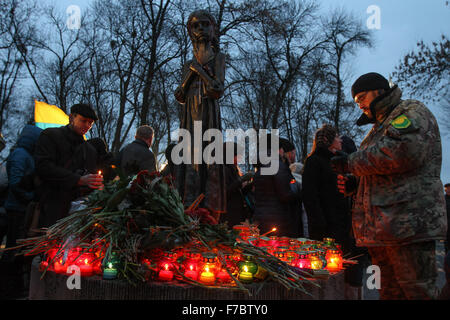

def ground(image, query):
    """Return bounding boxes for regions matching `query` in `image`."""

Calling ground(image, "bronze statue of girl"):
[174,10,226,216]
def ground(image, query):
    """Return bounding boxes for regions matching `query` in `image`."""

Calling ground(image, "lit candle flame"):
[190,265,194,271]
[164,264,169,271]
[243,265,248,272]
[261,227,277,237]
[98,170,102,175]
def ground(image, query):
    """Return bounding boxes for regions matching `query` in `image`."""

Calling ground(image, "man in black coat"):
[35,104,103,228]
[117,125,156,177]
[253,137,301,238]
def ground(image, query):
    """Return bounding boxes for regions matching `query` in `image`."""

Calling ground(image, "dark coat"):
[34,125,97,227]
[4,125,42,212]
[117,139,156,177]
[302,146,351,246]
[219,164,250,227]
[253,156,301,238]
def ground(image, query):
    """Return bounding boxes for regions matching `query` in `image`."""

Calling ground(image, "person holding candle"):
[331,72,448,300]
[34,103,103,228]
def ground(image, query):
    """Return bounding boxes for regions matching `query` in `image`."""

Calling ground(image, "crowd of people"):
[0,72,449,300]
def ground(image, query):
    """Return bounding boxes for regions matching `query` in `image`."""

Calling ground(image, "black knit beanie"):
[351,72,390,99]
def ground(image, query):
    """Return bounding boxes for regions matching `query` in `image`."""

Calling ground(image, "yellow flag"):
[34,100,89,140]
[34,100,69,129]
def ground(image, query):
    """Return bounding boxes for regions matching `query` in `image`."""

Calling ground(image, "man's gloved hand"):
[330,150,349,174]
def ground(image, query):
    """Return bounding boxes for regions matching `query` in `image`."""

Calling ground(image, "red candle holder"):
[268,236,279,248]
[53,257,69,274]
[158,263,174,281]
[74,252,95,277]
[292,251,311,269]
[216,268,232,283]
[182,251,201,280]
[157,251,178,281]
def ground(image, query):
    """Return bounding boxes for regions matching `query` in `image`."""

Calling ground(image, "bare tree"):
[321,8,373,132]
[0,0,33,132]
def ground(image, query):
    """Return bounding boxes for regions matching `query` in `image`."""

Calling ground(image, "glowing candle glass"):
[238,254,258,275]
[309,252,323,270]
[323,238,335,246]
[53,258,68,274]
[76,253,94,277]
[103,262,118,280]
[292,251,311,269]
[199,266,215,285]
[238,265,253,284]
[200,253,219,276]
[325,249,343,272]
[158,263,174,281]
[184,264,199,281]
[103,253,120,280]
[216,268,232,283]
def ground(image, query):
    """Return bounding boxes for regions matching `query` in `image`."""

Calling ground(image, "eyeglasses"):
[354,92,368,104]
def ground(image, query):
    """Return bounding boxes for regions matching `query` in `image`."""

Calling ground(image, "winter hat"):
[340,135,357,154]
[70,103,98,121]
[315,124,337,149]
[351,72,390,99]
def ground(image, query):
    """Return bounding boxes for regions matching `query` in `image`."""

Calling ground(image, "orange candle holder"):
[325,249,343,272]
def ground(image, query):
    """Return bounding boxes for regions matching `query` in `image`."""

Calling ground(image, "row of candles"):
[147,236,344,285]
[39,246,119,279]
[39,230,343,284]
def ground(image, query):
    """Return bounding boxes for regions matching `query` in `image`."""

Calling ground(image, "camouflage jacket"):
[348,85,447,246]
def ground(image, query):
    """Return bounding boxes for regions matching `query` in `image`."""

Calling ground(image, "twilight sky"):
[46,0,450,183]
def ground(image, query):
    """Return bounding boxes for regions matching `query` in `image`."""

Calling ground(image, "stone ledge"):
[29,256,345,300]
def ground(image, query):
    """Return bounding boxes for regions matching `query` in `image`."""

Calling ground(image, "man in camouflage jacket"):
[331,72,447,299]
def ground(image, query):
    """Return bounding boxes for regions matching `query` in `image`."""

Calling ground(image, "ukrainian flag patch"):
[391,114,411,129]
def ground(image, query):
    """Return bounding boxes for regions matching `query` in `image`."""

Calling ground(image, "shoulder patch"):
[391,114,411,129]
